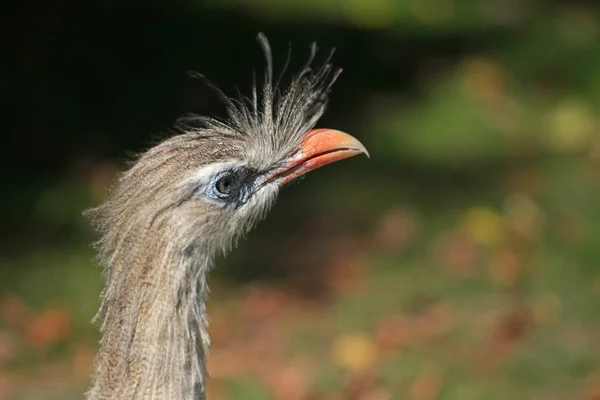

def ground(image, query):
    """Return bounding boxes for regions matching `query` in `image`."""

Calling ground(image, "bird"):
[84,33,368,400]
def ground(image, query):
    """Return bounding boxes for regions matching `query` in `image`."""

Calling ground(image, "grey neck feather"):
[86,206,213,400]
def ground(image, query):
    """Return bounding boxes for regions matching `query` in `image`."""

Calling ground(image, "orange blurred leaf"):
[0,332,15,365]
[373,208,419,254]
[324,251,366,295]
[480,308,532,372]
[373,316,408,356]
[586,371,600,400]
[434,231,478,276]
[24,306,71,350]
[239,286,288,321]
[410,369,443,400]
[265,363,310,400]
[0,374,10,400]
[489,249,521,287]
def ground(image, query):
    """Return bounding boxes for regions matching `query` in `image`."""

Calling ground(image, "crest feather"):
[178,33,342,163]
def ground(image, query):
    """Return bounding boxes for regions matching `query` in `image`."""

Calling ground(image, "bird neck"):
[87,229,212,400]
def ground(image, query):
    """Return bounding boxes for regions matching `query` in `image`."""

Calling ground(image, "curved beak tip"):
[356,141,370,158]
[304,128,369,156]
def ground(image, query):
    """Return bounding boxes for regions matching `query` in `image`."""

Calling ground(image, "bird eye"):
[205,167,255,205]
[214,172,237,198]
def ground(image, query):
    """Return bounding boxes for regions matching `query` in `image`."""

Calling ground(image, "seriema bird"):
[85,33,368,400]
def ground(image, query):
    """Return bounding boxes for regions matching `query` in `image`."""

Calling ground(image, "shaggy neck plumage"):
[86,220,212,400]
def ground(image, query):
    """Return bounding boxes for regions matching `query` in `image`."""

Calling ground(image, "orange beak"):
[267,129,369,185]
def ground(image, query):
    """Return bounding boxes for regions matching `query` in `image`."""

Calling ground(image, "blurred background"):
[3,0,600,399]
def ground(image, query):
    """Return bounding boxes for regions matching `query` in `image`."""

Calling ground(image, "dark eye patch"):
[208,167,258,207]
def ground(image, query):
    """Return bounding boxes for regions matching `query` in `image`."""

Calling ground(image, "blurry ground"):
[3,0,600,399]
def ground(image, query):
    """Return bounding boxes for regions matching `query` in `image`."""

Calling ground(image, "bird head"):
[85,34,368,400]
[90,34,368,267]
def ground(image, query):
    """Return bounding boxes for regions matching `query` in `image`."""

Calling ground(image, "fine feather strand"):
[182,32,342,169]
